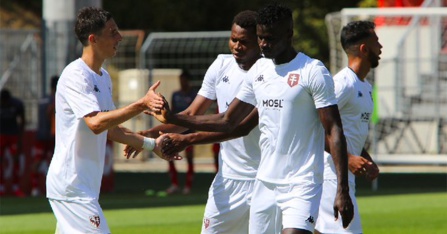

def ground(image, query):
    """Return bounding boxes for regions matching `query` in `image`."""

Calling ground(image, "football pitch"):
[0,172,446,233]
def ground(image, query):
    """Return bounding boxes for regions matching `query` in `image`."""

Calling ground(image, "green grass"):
[0,172,446,233]
[0,192,446,233]
[0,204,205,234]
[360,192,447,234]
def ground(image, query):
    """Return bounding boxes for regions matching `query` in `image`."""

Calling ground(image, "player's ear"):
[359,43,368,55]
[88,34,96,44]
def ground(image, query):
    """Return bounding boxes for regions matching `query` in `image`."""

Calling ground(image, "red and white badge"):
[89,215,101,228]
[287,73,300,87]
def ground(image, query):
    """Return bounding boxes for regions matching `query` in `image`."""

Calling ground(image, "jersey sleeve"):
[197,55,223,100]
[60,68,101,119]
[308,61,337,109]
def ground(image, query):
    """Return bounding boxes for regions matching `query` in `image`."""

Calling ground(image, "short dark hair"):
[340,21,376,53]
[257,3,292,26]
[232,10,258,31]
[75,7,113,46]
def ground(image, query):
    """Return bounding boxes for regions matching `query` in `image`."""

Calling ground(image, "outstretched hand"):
[124,145,142,159]
[144,81,164,112]
[333,190,354,229]
[145,94,171,124]
[153,133,183,161]
[159,133,190,156]
[122,130,183,161]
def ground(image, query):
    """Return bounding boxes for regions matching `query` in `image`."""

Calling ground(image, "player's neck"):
[348,59,369,81]
[272,48,297,65]
[238,55,262,71]
[81,48,105,75]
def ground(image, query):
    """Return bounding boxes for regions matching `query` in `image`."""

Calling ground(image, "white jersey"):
[47,58,116,201]
[323,67,373,182]
[237,53,337,184]
[198,54,261,180]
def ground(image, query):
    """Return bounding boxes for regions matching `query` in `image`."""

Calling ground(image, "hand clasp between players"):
[145,93,171,124]
[144,80,165,113]
[159,133,189,156]
[124,133,182,161]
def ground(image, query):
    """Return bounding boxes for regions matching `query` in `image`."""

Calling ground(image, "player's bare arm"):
[145,95,216,137]
[83,81,163,134]
[107,125,181,161]
[161,108,259,156]
[124,95,215,158]
[318,105,354,228]
[154,96,254,133]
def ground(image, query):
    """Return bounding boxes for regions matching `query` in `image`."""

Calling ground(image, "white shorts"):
[249,180,321,234]
[49,198,110,234]
[201,175,254,234]
[315,179,362,234]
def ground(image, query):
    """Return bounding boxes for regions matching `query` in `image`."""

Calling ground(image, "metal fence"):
[140,31,231,88]
[0,29,42,130]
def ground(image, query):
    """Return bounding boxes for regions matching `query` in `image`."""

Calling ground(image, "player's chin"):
[233,55,244,63]
[108,50,118,59]
[261,51,274,58]
[112,46,119,54]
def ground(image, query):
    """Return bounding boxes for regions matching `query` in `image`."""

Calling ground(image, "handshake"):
[124,89,187,161]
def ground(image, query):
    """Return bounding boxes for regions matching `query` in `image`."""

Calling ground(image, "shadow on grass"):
[0,172,215,216]
[355,172,447,196]
[0,172,445,215]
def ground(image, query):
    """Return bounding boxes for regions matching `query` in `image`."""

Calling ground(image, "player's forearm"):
[328,129,350,190]
[169,112,235,133]
[182,131,238,145]
[107,125,144,149]
[143,123,189,138]
[319,105,350,190]
[164,98,253,134]
[85,101,146,134]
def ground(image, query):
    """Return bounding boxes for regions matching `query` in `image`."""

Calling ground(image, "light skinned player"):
[314,20,381,234]
[46,7,177,234]
[126,10,280,234]
[153,3,353,234]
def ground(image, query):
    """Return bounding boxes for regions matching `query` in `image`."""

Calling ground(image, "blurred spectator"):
[30,75,59,197]
[166,70,197,195]
[0,88,26,197]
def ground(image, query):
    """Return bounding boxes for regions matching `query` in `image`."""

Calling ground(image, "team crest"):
[203,218,210,229]
[287,73,300,87]
[89,215,101,228]
[93,85,100,92]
